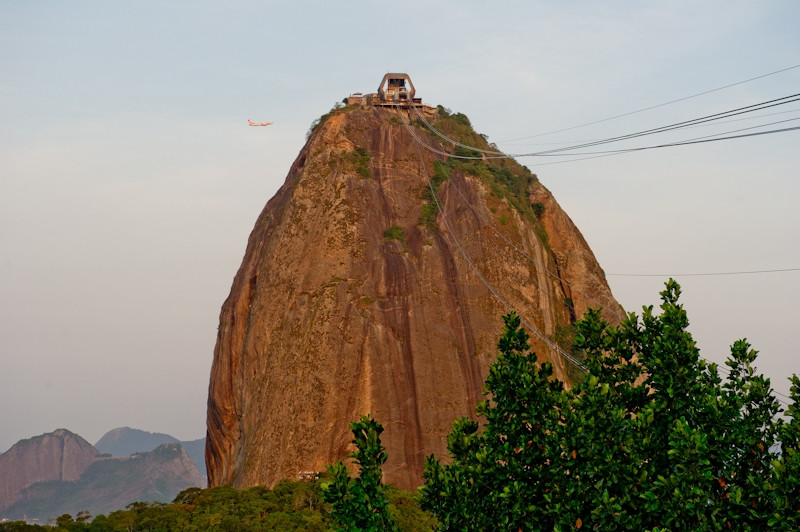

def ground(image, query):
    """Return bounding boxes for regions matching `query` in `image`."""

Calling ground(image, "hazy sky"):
[2,1,799,453]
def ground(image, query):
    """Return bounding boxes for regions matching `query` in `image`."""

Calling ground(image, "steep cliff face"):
[529,185,622,325]
[206,105,622,490]
[0,429,98,511]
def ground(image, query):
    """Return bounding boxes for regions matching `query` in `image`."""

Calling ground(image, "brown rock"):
[206,106,623,490]
[0,429,98,511]
[79,443,204,515]
[2,443,204,522]
[529,185,623,325]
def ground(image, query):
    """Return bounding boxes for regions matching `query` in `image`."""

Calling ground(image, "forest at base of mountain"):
[5,282,800,530]
[0,478,437,532]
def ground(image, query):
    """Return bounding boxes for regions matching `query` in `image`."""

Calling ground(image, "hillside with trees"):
[3,281,797,531]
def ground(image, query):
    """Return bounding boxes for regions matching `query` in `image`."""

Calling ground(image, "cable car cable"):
[396,102,588,373]
[407,109,626,322]
[607,268,800,277]
[394,102,793,406]
[496,63,800,143]
[414,93,800,160]
[502,106,800,148]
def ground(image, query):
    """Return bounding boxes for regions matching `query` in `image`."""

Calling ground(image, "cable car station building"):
[347,73,426,108]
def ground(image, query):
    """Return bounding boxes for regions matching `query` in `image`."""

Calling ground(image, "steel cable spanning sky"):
[396,102,589,374]
[404,99,799,406]
[403,79,800,406]
[410,76,800,275]
[513,94,800,157]
[413,92,800,161]
[409,64,800,160]
[497,63,800,142]
[409,68,800,284]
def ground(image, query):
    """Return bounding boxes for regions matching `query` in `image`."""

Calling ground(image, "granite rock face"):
[1,442,204,522]
[0,429,98,511]
[206,106,622,490]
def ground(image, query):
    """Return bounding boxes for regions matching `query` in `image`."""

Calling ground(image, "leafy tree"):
[422,313,568,530]
[422,280,798,531]
[386,487,439,532]
[771,375,800,530]
[0,522,45,531]
[323,414,397,531]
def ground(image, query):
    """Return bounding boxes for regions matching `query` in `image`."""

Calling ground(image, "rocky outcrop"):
[95,427,207,480]
[1,443,203,522]
[95,427,179,457]
[529,186,623,325]
[206,105,623,491]
[0,429,98,511]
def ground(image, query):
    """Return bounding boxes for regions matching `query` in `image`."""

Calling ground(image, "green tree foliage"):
[323,415,398,531]
[328,147,371,178]
[383,226,406,244]
[422,280,800,531]
[416,108,541,234]
[1,481,331,531]
[530,201,545,219]
[421,312,566,530]
[771,375,800,530]
[307,100,356,139]
[0,522,45,531]
[385,487,439,532]
[2,463,434,531]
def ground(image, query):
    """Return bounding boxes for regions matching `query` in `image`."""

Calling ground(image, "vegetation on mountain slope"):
[414,105,544,234]
[0,478,435,532]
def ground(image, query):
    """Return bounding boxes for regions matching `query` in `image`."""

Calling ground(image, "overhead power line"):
[531,123,800,166]
[396,102,589,374]
[497,63,800,142]
[408,108,625,322]
[411,93,800,163]
[412,106,504,156]
[397,102,795,408]
[515,93,800,157]
[502,107,800,147]
[607,268,800,277]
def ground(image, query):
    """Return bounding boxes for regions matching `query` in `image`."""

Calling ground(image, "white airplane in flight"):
[248,119,273,127]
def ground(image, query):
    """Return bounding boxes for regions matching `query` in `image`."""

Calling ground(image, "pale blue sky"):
[1,1,799,452]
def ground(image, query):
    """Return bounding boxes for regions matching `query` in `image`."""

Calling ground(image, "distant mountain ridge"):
[0,429,98,512]
[0,428,205,523]
[1,443,202,522]
[94,427,206,479]
[94,427,179,456]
